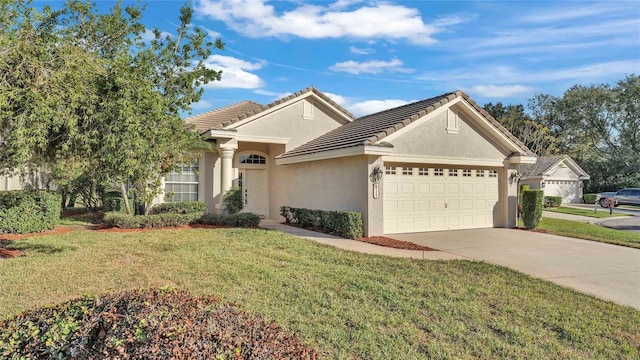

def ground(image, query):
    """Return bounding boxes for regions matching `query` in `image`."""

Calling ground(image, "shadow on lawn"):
[1,241,76,257]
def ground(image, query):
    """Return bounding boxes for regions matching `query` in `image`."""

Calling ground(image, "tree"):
[483,102,558,156]
[528,75,640,192]
[0,0,223,214]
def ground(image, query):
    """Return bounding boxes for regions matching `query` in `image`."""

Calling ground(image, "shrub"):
[0,190,61,234]
[280,206,363,239]
[102,192,133,213]
[583,193,597,204]
[522,190,544,229]
[222,187,243,214]
[197,212,260,227]
[104,212,200,229]
[0,288,317,359]
[543,196,563,208]
[150,201,206,214]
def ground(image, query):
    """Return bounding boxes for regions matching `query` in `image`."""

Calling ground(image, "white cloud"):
[203,55,265,89]
[469,85,534,98]
[518,2,628,23]
[349,99,412,116]
[202,26,221,39]
[195,0,460,44]
[141,28,171,42]
[324,92,413,116]
[349,46,373,55]
[330,58,413,75]
[253,89,292,99]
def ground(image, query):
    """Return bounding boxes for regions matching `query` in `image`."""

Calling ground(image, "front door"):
[241,169,267,216]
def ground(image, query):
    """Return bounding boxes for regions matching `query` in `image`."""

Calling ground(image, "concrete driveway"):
[391,229,640,310]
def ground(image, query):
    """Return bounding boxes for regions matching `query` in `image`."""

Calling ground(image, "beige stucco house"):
[519,155,590,204]
[161,87,536,236]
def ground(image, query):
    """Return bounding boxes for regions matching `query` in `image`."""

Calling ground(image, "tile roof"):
[521,155,589,178]
[279,90,533,159]
[185,100,264,133]
[185,86,355,133]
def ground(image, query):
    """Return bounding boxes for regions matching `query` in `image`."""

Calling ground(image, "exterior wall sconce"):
[509,170,521,185]
[370,165,383,199]
[541,180,546,189]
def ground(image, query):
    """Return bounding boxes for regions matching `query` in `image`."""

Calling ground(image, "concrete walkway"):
[541,210,601,223]
[259,219,464,260]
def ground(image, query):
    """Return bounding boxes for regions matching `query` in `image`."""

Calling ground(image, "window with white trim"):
[476,170,485,177]
[238,154,266,164]
[402,167,413,175]
[489,170,498,178]
[462,169,472,177]
[448,169,458,177]
[165,160,199,202]
[434,168,444,176]
[418,167,429,176]
[385,166,396,175]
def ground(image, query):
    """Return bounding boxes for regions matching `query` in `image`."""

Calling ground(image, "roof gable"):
[278,90,533,159]
[521,155,589,179]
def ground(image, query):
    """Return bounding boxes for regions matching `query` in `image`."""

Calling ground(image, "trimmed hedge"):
[102,192,132,213]
[197,212,261,227]
[280,206,363,239]
[104,212,260,229]
[522,190,544,229]
[543,196,563,208]
[104,212,201,229]
[0,288,317,359]
[0,190,61,234]
[583,193,597,204]
[222,187,243,214]
[150,201,206,215]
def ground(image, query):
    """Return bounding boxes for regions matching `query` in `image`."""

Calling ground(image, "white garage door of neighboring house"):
[545,180,579,204]
[384,166,500,234]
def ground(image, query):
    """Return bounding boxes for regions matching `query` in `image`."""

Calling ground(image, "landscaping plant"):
[222,187,243,214]
[522,190,544,229]
[543,196,562,208]
[0,190,61,234]
[0,288,316,359]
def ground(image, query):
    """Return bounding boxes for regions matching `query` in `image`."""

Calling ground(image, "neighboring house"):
[519,155,590,204]
[161,87,535,236]
[0,169,49,191]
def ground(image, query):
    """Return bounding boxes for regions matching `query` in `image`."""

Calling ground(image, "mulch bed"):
[0,227,77,259]
[355,236,436,251]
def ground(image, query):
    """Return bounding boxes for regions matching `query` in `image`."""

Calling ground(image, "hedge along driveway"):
[1,228,638,359]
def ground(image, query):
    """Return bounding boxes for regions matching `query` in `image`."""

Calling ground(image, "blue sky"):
[53,0,640,116]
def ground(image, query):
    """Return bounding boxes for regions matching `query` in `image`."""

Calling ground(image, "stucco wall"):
[236,98,347,151]
[272,155,370,232]
[389,110,508,160]
[0,174,22,191]
[546,164,580,180]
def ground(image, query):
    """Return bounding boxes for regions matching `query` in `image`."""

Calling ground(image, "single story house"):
[160,87,536,236]
[519,155,590,204]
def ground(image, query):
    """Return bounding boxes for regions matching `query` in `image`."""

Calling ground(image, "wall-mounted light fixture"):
[370,165,383,199]
[541,180,546,189]
[509,170,521,185]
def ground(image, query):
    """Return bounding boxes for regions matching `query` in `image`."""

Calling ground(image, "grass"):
[531,217,640,249]
[545,206,628,218]
[1,228,639,359]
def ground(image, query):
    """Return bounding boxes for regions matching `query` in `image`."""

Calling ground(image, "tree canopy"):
[0,0,223,213]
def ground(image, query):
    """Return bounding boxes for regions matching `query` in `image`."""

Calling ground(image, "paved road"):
[392,228,640,310]
[598,217,640,233]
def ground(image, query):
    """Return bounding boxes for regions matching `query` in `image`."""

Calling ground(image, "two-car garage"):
[383,165,501,234]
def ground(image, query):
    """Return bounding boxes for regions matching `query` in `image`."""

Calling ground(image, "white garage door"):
[384,166,500,234]
[545,180,579,204]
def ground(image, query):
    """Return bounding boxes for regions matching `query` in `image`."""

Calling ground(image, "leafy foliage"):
[197,213,261,227]
[104,212,201,229]
[583,193,597,204]
[543,196,563,208]
[222,187,243,214]
[149,201,206,215]
[521,190,543,229]
[0,288,317,359]
[0,190,61,234]
[102,193,132,213]
[280,206,364,239]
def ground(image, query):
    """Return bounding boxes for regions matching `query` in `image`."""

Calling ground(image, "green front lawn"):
[545,206,628,218]
[1,228,638,358]
[532,217,640,249]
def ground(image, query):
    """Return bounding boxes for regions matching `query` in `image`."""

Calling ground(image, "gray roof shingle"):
[279,90,533,159]
[185,86,355,133]
[521,155,588,178]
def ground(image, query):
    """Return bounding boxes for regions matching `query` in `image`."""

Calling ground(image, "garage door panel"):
[384,165,501,234]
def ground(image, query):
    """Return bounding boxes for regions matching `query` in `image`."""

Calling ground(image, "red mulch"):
[0,227,77,259]
[355,236,436,251]
[0,248,24,258]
